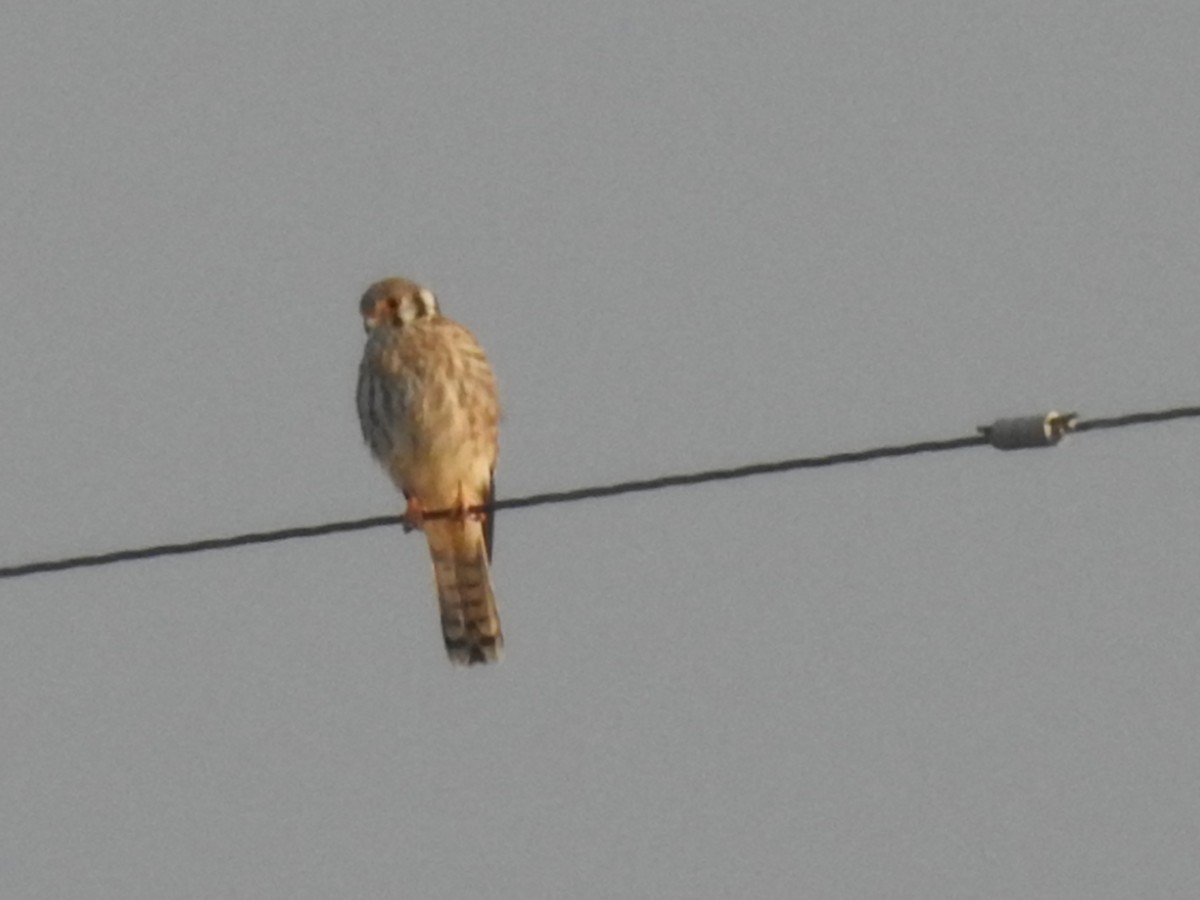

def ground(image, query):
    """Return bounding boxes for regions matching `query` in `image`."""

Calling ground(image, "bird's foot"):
[402,496,426,532]
[455,484,486,523]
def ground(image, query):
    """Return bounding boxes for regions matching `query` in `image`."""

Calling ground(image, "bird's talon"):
[403,496,426,531]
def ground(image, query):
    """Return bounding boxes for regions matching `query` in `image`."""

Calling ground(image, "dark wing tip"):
[482,472,495,561]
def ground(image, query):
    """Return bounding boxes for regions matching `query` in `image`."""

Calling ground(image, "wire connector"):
[978,411,1076,450]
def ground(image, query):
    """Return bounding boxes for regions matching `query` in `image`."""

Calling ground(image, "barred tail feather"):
[426,519,503,665]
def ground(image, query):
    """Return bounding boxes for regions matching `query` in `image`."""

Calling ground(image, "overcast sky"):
[2,2,1198,898]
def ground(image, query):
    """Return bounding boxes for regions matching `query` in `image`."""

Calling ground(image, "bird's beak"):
[363,297,390,333]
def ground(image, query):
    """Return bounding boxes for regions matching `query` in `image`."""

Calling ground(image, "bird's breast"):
[363,324,498,501]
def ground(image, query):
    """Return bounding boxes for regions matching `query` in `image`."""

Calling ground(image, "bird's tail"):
[425,517,503,665]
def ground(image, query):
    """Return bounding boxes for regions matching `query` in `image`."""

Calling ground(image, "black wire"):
[430,434,990,517]
[0,516,403,579]
[1071,405,1200,432]
[2,403,1197,580]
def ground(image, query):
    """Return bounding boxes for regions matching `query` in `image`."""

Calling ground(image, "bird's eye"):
[387,298,399,310]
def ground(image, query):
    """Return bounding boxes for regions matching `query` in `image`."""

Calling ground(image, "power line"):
[2,404,1197,581]
[1070,405,1200,433]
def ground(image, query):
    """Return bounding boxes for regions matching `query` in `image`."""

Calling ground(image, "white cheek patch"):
[397,297,418,324]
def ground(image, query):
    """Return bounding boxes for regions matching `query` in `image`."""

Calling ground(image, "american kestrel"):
[356,277,503,665]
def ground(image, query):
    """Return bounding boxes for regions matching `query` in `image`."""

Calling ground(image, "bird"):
[356,277,503,665]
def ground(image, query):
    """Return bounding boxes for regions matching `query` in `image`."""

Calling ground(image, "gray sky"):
[2,2,1198,897]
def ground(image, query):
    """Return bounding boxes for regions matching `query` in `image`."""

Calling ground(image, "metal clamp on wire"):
[978,411,1077,450]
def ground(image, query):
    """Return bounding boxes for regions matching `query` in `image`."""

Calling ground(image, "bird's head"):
[360,277,439,332]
